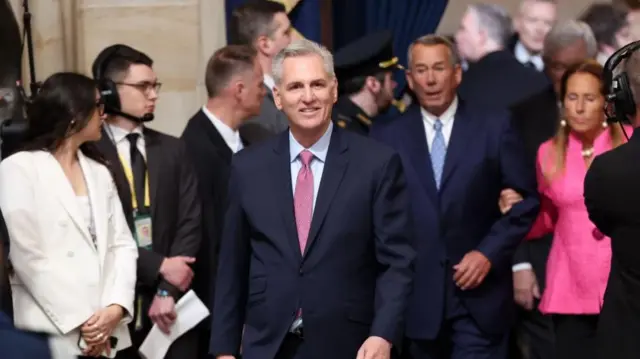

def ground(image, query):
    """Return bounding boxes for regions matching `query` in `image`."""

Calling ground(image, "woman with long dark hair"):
[0,72,137,358]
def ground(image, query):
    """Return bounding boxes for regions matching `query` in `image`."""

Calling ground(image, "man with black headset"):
[584,40,640,359]
[92,44,203,359]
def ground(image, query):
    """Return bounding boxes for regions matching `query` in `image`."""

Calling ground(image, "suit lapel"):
[404,107,438,203]
[304,128,348,257]
[78,153,107,264]
[273,133,302,262]
[41,152,93,247]
[195,110,233,163]
[440,103,474,190]
[144,128,161,221]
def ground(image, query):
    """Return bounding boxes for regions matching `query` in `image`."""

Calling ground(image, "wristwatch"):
[156,289,170,297]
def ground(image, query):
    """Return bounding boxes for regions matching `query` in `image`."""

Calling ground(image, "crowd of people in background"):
[3,0,640,359]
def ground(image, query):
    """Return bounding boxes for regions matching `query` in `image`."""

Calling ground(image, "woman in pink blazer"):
[526,60,632,359]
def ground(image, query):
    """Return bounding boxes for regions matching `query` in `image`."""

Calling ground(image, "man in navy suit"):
[210,39,415,359]
[370,35,539,359]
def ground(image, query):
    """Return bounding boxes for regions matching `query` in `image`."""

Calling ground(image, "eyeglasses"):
[115,81,162,96]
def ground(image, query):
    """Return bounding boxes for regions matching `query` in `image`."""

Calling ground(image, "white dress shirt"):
[263,74,276,93]
[202,106,244,153]
[289,122,333,212]
[514,41,544,72]
[421,96,458,152]
[105,123,146,166]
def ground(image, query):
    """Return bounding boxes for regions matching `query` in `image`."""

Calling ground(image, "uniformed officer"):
[332,30,404,135]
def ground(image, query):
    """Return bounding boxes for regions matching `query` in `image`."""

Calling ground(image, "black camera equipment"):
[0,0,39,159]
[603,40,640,141]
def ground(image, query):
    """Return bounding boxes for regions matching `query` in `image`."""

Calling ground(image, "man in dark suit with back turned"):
[371,35,539,359]
[92,44,202,359]
[455,3,549,109]
[182,44,265,359]
[228,0,292,142]
[210,38,415,359]
[585,46,640,359]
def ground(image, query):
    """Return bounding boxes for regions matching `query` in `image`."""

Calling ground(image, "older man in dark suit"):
[210,38,414,359]
[371,34,539,359]
[455,3,549,109]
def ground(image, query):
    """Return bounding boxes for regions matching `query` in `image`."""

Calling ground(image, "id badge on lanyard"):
[134,210,152,250]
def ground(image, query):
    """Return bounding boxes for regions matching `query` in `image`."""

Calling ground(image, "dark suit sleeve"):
[136,249,164,288]
[370,153,415,344]
[210,162,250,357]
[157,143,203,298]
[584,157,613,236]
[477,114,540,269]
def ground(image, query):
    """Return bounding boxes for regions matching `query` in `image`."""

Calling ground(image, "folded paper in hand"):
[139,290,210,359]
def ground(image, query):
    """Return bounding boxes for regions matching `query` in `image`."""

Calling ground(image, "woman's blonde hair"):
[544,59,627,181]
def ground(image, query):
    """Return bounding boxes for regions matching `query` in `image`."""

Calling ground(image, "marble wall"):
[10,0,227,136]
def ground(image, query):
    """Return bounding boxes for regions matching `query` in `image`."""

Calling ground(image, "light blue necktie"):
[431,119,446,189]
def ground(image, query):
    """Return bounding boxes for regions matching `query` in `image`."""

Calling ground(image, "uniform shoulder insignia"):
[392,99,407,113]
[356,114,372,126]
[337,120,347,128]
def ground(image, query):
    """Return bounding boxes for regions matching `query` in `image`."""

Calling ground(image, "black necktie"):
[525,61,536,69]
[125,133,148,214]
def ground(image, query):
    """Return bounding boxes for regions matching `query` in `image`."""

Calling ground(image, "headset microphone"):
[107,109,154,123]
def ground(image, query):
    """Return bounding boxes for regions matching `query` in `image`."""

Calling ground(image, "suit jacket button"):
[298,268,303,276]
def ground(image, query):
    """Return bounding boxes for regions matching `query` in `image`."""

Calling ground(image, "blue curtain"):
[333,0,449,91]
[225,0,322,43]
[332,0,448,121]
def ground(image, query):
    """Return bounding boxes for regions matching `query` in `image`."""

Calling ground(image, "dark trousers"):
[553,314,598,359]
[404,274,508,359]
[511,304,555,359]
[274,334,306,359]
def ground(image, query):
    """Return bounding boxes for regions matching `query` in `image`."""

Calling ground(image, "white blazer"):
[0,150,138,357]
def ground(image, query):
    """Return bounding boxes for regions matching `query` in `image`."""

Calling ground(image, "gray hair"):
[272,39,335,85]
[469,3,513,47]
[407,34,461,67]
[543,20,598,59]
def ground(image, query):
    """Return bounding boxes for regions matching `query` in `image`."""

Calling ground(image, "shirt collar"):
[421,96,458,127]
[263,74,275,92]
[201,106,240,148]
[289,121,333,163]
[514,41,543,70]
[107,122,143,144]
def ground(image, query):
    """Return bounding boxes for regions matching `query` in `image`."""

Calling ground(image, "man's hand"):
[148,295,177,334]
[513,268,540,310]
[499,188,523,214]
[81,305,124,357]
[453,251,492,290]
[356,336,392,359]
[160,256,195,291]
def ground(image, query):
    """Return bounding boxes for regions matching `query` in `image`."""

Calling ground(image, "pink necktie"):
[294,150,314,253]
